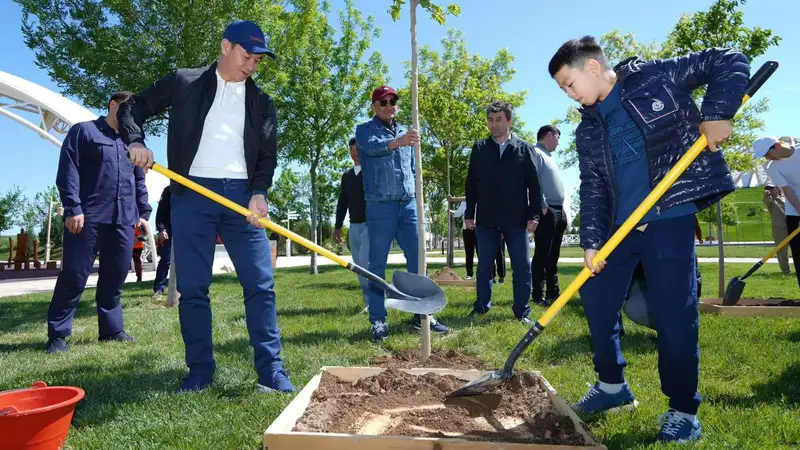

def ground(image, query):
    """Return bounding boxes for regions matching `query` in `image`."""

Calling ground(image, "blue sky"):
[1,0,798,227]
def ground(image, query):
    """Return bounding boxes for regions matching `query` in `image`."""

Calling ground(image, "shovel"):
[146,164,447,316]
[448,60,779,398]
[722,225,800,306]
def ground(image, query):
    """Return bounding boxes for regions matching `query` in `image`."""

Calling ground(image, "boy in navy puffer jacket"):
[548,36,749,443]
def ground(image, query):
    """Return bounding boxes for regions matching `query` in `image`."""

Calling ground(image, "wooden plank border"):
[264,367,605,450]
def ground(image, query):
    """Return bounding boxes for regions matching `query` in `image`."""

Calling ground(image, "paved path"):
[0,249,791,299]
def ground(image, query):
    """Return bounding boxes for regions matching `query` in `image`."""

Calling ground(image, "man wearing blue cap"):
[121,20,293,393]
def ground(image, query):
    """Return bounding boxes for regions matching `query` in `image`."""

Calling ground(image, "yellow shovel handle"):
[762,225,800,263]
[150,164,350,268]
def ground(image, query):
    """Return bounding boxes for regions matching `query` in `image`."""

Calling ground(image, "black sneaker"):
[532,297,551,306]
[519,316,534,326]
[45,338,69,354]
[99,331,134,342]
[371,321,389,342]
[413,316,449,334]
[466,308,485,321]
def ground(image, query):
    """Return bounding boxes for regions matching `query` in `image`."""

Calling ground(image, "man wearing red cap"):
[121,20,293,394]
[355,85,450,342]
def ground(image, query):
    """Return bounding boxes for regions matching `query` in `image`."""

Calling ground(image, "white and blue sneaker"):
[657,409,702,443]
[572,382,639,415]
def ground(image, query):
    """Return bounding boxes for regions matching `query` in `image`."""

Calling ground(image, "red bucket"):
[0,381,85,450]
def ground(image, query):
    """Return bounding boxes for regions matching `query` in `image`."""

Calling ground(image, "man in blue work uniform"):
[122,20,294,394]
[46,91,151,354]
[152,186,172,300]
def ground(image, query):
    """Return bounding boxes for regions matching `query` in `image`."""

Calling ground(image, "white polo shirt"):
[765,148,800,216]
[189,70,248,179]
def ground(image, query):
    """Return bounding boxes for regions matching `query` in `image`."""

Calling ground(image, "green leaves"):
[556,0,781,171]
[389,0,461,25]
[0,187,23,233]
[395,28,528,214]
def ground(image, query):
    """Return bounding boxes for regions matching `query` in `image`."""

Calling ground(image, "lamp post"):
[284,211,299,257]
[45,199,63,262]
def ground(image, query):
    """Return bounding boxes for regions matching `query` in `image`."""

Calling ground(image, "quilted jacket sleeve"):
[576,123,611,250]
[656,48,750,122]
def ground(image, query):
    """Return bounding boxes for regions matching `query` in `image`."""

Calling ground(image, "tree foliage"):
[0,187,24,233]
[556,0,781,171]
[275,0,386,274]
[396,29,529,204]
[389,0,460,25]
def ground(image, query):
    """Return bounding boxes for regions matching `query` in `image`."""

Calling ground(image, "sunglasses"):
[379,98,398,107]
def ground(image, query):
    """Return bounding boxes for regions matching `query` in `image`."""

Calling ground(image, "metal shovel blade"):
[385,270,447,316]
[722,276,746,306]
[448,369,511,397]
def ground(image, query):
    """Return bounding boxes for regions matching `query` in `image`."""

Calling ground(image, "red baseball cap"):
[371,85,399,103]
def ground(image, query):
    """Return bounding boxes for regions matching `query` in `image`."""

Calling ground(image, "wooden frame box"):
[699,298,800,317]
[264,367,605,450]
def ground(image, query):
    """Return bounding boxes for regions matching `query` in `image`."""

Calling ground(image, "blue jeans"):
[153,237,172,294]
[475,226,531,318]
[47,223,133,339]
[580,214,701,414]
[171,177,284,379]
[366,199,418,323]
[348,222,370,305]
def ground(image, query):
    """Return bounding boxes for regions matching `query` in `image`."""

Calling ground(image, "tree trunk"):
[310,161,319,275]
[716,201,724,298]
[410,0,430,363]
[446,146,454,267]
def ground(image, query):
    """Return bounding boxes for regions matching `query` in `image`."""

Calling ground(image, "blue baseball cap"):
[223,20,275,59]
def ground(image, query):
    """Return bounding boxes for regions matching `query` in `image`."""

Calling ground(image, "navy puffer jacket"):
[576,48,750,250]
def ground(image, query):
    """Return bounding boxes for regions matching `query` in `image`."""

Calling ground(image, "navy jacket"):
[355,116,416,202]
[117,62,278,196]
[56,117,151,225]
[155,186,171,235]
[576,48,749,250]
[465,134,542,229]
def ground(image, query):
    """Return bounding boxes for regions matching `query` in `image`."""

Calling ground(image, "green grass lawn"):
[1,263,798,449]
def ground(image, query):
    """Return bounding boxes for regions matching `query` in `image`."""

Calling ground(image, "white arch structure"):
[0,70,161,273]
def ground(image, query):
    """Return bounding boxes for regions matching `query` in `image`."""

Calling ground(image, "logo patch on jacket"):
[652,100,665,112]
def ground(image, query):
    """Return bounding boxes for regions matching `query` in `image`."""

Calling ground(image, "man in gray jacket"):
[530,125,567,305]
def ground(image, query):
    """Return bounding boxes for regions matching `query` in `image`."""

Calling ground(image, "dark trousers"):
[132,247,143,281]
[788,215,800,288]
[471,229,505,280]
[172,177,284,380]
[463,228,477,277]
[474,226,530,318]
[580,214,701,414]
[47,223,133,340]
[531,206,568,300]
[153,238,172,293]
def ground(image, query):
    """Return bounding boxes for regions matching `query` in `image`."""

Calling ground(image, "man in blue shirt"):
[46,91,151,354]
[355,85,449,342]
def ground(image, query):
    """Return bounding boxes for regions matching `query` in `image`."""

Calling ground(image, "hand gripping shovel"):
[723,225,800,306]
[448,60,779,398]
[146,165,447,316]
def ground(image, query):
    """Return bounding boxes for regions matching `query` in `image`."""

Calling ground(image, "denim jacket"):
[355,116,416,202]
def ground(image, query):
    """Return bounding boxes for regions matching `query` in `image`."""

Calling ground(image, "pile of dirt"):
[293,369,588,446]
[371,349,487,370]
[429,266,462,281]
